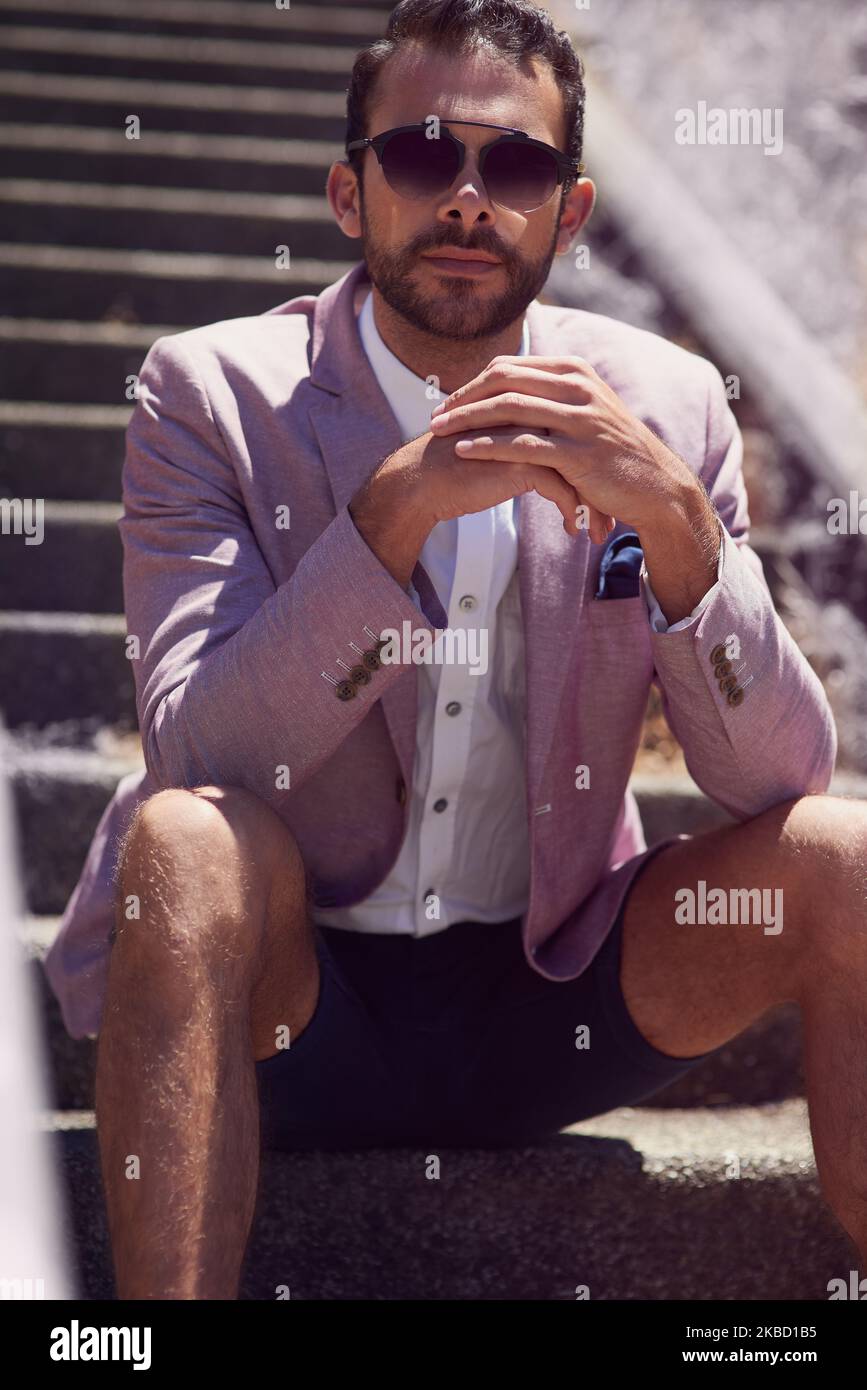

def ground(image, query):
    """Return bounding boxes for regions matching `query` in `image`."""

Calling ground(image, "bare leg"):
[95,784,319,1300]
[619,794,867,1259]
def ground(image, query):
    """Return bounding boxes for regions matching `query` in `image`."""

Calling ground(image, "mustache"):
[406,229,514,262]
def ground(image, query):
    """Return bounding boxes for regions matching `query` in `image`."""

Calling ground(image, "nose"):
[437,147,497,227]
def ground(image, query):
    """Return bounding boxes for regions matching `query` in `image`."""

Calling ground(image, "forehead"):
[367,40,567,147]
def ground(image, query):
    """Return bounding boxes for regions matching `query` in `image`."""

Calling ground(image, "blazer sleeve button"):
[719,673,738,694]
[710,642,728,666]
[349,664,371,685]
[335,680,357,701]
[362,648,381,671]
[713,659,732,679]
[727,686,745,706]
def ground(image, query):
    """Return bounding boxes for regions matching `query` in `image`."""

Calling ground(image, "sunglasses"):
[346,119,584,213]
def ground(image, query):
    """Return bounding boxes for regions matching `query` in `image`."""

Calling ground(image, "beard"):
[359,195,562,341]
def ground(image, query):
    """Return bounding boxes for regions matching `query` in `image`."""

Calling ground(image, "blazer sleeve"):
[641,360,837,819]
[120,333,439,793]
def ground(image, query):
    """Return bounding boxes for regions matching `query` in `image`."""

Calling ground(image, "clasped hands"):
[429,353,702,547]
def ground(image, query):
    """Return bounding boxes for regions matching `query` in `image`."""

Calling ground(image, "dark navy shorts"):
[254,903,720,1151]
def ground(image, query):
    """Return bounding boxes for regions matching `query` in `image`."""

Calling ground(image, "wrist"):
[636,470,718,553]
[637,476,721,625]
[349,456,433,590]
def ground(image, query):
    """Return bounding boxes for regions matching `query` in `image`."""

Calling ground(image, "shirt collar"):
[358,289,530,444]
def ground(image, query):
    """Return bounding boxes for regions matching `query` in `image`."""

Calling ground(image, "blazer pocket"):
[584,594,649,626]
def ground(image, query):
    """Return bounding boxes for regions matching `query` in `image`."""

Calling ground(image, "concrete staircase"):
[0,0,858,1299]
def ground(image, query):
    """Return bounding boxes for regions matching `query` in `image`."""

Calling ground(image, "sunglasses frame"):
[346,118,585,212]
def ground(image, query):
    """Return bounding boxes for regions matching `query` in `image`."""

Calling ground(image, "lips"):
[421,249,502,265]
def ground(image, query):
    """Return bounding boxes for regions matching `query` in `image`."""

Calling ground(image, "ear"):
[555,176,596,255]
[327,160,364,240]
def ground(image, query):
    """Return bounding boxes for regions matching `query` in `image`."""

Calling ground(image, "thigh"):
[441,913,724,1147]
[619,802,808,1060]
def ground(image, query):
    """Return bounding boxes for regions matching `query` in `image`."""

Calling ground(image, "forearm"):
[134,506,439,794]
[649,526,837,817]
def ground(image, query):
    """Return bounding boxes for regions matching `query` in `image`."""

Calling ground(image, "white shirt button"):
[458,594,477,612]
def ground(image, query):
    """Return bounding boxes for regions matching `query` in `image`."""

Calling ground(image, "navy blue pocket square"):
[595,530,644,599]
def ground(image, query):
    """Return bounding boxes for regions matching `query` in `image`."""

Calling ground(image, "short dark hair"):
[345,0,586,184]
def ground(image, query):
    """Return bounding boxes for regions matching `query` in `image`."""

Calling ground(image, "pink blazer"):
[44,261,837,1038]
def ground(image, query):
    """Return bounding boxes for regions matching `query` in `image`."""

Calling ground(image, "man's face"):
[350,41,578,341]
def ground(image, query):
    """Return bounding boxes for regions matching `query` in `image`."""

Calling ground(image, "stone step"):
[0,123,343,195]
[9,741,138,916]
[0,316,174,405]
[0,0,388,45]
[0,611,135,728]
[0,24,360,90]
[46,1103,855,1299]
[0,401,126,501]
[0,245,354,323]
[0,70,348,140]
[19,919,96,1114]
[0,178,348,258]
[0,500,123,612]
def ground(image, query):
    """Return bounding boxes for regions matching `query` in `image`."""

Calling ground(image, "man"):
[45,0,864,1302]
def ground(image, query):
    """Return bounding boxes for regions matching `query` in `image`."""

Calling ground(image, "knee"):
[767,793,867,963]
[773,793,867,871]
[115,785,304,951]
[124,784,300,872]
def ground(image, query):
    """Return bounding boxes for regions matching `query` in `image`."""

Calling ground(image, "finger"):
[432,364,593,421]
[455,432,614,542]
[573,492,614,545]
[433,392,577,436]
[518,462,585,537]
[434,355,596,414]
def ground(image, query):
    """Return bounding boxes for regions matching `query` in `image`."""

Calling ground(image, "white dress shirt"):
[315,290,721,936]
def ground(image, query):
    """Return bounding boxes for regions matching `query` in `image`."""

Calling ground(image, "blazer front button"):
[335,680,356,701]
[710,642,727,666]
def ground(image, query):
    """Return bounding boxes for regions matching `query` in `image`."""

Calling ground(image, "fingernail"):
[431,401,446,416]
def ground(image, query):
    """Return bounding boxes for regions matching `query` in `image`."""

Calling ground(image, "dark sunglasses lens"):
[380,130,459,199]
[484,141,559,210]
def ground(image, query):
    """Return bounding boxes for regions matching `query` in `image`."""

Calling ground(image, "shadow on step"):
[53,1126,853,1301]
